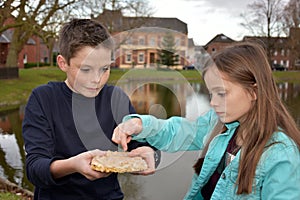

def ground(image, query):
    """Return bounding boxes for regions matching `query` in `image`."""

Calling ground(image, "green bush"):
[24,62,51,69]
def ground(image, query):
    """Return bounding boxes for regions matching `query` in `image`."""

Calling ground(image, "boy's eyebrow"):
[80,63,111,68]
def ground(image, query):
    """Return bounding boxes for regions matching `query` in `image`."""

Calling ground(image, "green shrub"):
[24,63,51,69]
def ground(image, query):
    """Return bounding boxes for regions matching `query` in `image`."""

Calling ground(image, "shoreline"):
[0,177,33,199]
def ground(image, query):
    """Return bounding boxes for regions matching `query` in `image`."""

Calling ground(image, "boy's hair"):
[58,18,113,65]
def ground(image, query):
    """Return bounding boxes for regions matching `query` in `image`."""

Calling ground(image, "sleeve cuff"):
[122,114,154,140]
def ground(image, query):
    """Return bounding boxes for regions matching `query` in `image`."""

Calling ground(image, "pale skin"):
[51,46,155,180]
[112,65,257,151]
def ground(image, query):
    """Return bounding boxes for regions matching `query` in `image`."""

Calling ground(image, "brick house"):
[203,28,300,70]
[243,36,291,70]
[0,26,50,69]
[203,34,236,55]
[94,10,189,69]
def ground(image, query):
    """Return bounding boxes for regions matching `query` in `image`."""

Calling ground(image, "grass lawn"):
[0,192,26,200]
[0,67,66,111]
[0,67,300,112]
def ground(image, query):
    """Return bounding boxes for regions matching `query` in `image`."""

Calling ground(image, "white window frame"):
[138,52,144,63]
[139,37,145,45]
[149,37,156,46]
[125,52,132,63]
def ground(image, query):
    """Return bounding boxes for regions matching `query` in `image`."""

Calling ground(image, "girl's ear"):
[251,83,258,101]
[57,55,68,72]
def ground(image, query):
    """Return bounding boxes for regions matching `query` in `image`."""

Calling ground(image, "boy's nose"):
[92,71,103,83]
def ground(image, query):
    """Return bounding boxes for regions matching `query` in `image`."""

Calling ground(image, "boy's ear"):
[57,55,68,72]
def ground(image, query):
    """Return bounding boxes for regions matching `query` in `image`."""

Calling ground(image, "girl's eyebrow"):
[208,86,226,92]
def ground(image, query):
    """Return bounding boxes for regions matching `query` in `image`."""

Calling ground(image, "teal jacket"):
[124,109,300,199]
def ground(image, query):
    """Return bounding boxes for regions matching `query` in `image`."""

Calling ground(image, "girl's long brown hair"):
[194,42,300,194]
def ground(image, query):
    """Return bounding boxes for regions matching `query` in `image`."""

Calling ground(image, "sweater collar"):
[224,121,240,130]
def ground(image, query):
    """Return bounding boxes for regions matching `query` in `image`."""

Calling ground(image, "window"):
[175,38,180,46]
[125,52,132,63]
[274,50,278,56]
[23,54,27,64]
[139,37,145,45]
[281,49,285,56]
[126,38,132,45]
[138,52,144,63]
[149,37,156,46]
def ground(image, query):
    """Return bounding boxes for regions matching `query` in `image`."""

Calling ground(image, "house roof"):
[204,33,235,48]
[188,38,195,48]
[135,17,188,34]
[95,9,188,35]
[0,30,12,43]
[0,29,36,44]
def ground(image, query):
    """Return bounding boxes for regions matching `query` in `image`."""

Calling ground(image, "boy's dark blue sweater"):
[22,82,147,200]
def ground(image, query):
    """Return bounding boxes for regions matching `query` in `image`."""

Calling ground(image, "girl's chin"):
[219,116,232,124]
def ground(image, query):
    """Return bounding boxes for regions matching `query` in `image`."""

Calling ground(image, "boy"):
[22,18,156,200]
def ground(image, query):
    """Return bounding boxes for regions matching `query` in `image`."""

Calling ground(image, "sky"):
[150,0,253,45]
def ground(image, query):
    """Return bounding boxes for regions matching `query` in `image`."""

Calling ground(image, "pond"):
[0,81,299,199]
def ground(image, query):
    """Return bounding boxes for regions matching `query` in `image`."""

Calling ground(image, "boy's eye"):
[80,68,90,72]
[101,65,110,72]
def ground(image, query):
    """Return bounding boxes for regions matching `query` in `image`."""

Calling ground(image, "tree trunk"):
[5,45,19,68]
[6,27,26,68]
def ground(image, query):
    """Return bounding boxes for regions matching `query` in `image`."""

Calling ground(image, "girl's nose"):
[209,95,218,107]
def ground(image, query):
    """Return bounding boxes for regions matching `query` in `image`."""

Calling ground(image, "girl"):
[113,42,300,199]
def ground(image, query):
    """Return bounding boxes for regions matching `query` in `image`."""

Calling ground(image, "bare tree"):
[1,0,154,72]
[240,0,287,37]
[75,0,154,19]
[0,0,22,32]
[282,0,300,35]
[240,0,288,64]
[3,0,78,68]
[283,0,300,70]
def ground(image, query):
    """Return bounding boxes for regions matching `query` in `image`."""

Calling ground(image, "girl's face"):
[204,66,256,123]
[58,46,111,98]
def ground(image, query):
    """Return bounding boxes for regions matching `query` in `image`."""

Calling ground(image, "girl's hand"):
[112,118,143,151]
[129,146,155,175]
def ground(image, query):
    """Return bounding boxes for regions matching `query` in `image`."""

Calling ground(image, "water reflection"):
[119,82,210,119]
[277,82,300,125]
[0,107,32,190]
[0,82,299,199]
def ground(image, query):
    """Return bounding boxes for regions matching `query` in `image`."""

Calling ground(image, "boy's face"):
[58,46,111,98]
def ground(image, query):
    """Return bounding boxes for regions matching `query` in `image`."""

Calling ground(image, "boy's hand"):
[129,146,155,175]
[71,149,111,180]
[112,118,143,151]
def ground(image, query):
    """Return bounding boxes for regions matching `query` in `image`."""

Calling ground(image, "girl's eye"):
[209,92,226,100]
[217,92,226,97]
[80,68,90,72]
